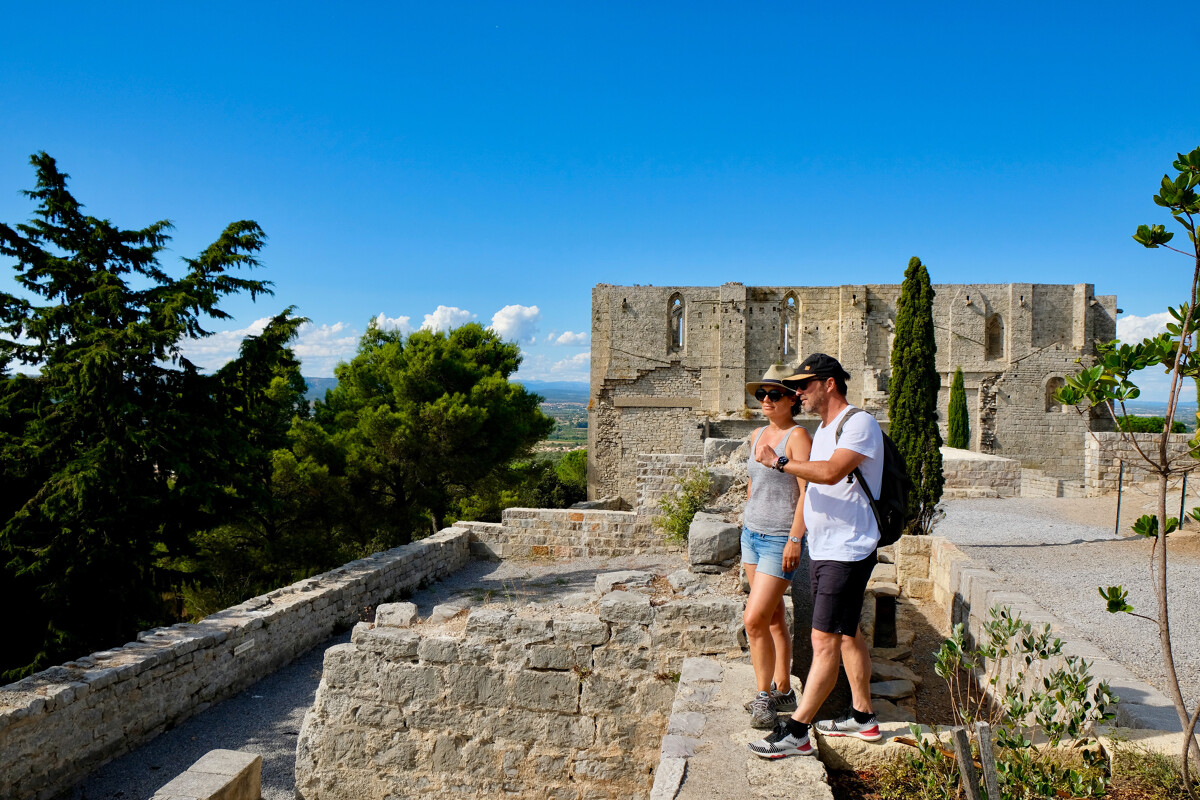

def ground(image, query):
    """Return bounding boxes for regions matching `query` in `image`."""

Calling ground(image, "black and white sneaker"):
[814,708,882,742]
[743,682,798,714]
[748,720,816,759]
[747,692,777,729]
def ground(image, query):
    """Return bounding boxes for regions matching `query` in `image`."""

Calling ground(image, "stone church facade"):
[587,282,1117,503]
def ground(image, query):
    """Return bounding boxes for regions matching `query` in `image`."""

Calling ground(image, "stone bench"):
[151,749,261,800]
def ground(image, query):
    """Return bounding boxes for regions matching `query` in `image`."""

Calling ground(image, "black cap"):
[785,353,850,383]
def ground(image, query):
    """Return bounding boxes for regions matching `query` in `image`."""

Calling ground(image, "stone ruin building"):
[588,282,1118,504]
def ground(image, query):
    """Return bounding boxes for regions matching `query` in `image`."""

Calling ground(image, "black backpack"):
[835,408,913,548]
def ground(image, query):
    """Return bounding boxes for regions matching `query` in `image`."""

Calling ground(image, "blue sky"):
[2,3,1197,396]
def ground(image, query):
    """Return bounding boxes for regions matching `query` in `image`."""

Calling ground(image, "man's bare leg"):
[790,629,842,723]
[840,627,873,714]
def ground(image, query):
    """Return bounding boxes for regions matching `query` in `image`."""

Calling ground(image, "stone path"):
[68,553,681,800]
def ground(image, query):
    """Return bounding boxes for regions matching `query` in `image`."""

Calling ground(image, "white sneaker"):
[748,720,816,759]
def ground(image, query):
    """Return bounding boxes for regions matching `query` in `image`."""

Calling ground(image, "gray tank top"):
[743,427,802,537]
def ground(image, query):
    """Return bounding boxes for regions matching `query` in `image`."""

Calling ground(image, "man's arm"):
[754,438,866,485]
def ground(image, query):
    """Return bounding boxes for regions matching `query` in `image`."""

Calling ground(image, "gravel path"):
[936,493,1200,717]
[68,552,682,800]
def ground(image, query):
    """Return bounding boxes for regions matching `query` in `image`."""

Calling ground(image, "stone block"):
[351,627,421,661]
[598,591,653,626]
[650,756,687,800]
[595,570,654,595]
[871,659,921,685]
[529,645,576,671]
[903,577,933,599]
[870,679,916,700]
[687,515,740,566]
[151,749,261,800]
[428,602,467,625]
[511,670,579,713]
[374,602,418,628]
[417,636,459,664]
[552,614,610,646]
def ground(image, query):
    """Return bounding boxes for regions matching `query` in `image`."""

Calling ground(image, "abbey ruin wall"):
[588,282,1118,502]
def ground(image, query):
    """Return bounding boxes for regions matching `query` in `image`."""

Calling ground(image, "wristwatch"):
[773,456,789,472]
[788,536,802,544]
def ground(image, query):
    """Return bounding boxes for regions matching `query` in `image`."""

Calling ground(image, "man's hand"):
[755,439,777,469]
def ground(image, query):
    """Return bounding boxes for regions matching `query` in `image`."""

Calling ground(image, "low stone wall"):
[925,536,1180,731]
[636,453,704,512]
[1084,432,1194,495]
[295,590,745,799]
[0,529,472,800]
[464,508,680,559]
[940,447,1021,499]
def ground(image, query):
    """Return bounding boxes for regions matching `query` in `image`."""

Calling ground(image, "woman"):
[742,367,812,729]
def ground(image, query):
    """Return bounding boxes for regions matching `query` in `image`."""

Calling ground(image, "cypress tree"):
[888,257,944,533]
[947,366,970,449]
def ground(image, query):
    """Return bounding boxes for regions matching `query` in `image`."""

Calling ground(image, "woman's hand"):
[782,538,802,573]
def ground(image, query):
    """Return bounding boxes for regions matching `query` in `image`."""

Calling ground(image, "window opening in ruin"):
[1045,376,1065,412]
[781,294,798,357]
[668,294,684,352]
[986,314,1005,360]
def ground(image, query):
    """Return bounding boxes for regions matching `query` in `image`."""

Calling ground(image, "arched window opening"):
[986,314,1005,360]
[668,294,684,352]
[781,294,798,357]
[1045,377,1065,412]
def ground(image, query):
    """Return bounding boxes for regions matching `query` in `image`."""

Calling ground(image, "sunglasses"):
[754,388,792,402]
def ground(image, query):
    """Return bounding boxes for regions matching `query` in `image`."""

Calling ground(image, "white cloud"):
[1117,312,1171,343]
[180,317,272,370]
[292,322,361,376]
[515,351,591,382]
[490,304,541,343]
[553,330,589,346]
[421,305,476,332]
[179,318,360,377]
[374,313,414,334]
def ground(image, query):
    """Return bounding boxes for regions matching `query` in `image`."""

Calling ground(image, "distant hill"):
[303,377,338,402]
[513,380,590,403]
[302,377,590,405]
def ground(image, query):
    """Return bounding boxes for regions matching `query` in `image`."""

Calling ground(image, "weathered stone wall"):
[635,452,705,512]
[0,529,471,800]
[1084,432,1194,495]
[940,447,1021,499]
[488,508,678,558]
[590,282,1118,500]
[295,591,745,799]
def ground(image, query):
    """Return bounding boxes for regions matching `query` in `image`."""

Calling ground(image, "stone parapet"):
[636,453,705,513]
[924,536,1180,732]
[940,447,1021,499]
[485,507,681,559]
[296,589,747,799]
[0,529,471,800]
[1084,432,1194,496]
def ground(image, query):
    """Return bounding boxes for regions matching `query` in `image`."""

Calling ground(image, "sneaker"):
[747,691,777,729]
[748,720,816,759]
[743,682,797,713]
[814,708,882,742]
[772,687,798,713]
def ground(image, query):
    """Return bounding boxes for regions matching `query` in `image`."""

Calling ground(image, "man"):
[747,353,884,759]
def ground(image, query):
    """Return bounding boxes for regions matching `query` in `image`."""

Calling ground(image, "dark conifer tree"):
[0,153,291,677]
[947,366,970,449]
[887,257,944,533]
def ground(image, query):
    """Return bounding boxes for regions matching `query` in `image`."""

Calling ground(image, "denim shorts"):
[741,527,800,581]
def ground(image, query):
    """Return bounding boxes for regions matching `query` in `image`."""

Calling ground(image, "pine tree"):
[947,366,970,449]
[0,153,291,677]
[887,256,944,533]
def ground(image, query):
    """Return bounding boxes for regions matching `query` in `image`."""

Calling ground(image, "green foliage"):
[307,321,555,545]
[947,366,969,449]
[887,256,945,532]
[921,606,1115,800]
[0,153,294,677]
[1116,414,1186,433]
[653,468,714,542]
[447,452,587,524]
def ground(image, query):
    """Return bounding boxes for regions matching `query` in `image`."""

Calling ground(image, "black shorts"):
[810,552,877,635]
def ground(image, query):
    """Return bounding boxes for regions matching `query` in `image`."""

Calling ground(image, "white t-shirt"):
[803,405,884,562]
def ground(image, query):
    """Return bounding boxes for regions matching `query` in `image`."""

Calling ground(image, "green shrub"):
[947,366,969,449]
[1116,415,1186,433]
[653,468,714,542]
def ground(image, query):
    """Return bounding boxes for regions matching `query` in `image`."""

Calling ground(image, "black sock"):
[852,707,874,724]
[786,718,809,738]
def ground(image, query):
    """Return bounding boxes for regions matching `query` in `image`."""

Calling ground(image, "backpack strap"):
[834,408,884,529]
